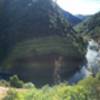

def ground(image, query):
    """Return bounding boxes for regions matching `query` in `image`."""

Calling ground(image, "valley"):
[0,0,100,99]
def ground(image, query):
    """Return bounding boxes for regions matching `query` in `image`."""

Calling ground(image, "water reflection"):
[69,39,100,83]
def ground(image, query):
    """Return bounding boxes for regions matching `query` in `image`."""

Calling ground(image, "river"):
[69,39,100,83]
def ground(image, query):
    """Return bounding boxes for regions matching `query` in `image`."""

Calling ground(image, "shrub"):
[3,73,100,100]
[96,72,100,80]
[9,75,24,88]
[23,82,35,89]
[3,89,25,100]
[3,89,18,100]
[0,79,10,87]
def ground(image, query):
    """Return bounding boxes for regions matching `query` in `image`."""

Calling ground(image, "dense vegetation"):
[75,12,100,40]
[1,73,100,100]
[1,36,84,86]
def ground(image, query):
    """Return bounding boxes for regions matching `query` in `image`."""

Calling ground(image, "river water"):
[69,39,100,83]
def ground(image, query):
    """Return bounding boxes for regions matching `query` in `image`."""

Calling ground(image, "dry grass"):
[0,87,29,100]
[0,87,8,100]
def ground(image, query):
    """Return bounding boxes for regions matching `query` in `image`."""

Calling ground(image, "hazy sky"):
[56,0,100,15]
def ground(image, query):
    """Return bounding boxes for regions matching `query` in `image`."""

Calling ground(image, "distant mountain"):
[75,12,100,39]
[63,11,82,26]
[0,0,84,86]
[76,14,89,20]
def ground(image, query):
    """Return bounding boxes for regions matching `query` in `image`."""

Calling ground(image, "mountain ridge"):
[0,0,85,85]
[75,11,100,40]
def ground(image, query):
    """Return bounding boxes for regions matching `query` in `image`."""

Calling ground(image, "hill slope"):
[0,0,85,86]
[75,12,100,39]
[63,11,82,26]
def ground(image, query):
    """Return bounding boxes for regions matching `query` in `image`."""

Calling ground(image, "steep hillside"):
[1,0,71,38]
[0,0,85,86]
[2,36,84,85]
[63,11,82,26]
[75,12,100,40]
[0,0,74,61]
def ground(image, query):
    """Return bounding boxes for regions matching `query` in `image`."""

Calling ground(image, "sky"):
[56,0,100,15]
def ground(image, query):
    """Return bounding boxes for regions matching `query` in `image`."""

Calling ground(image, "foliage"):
[1,36,84,85]
[9,75,24,88]
[23,82,35,89]
[75,11,100,40]
[3,89,19,100]
[3,36,83,69]
[0,0,75,65]
[3,74,100,100]
[0,79,10,87]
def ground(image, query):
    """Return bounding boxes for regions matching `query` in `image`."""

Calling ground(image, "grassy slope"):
[3,36,80,68]
[1,36,84,85]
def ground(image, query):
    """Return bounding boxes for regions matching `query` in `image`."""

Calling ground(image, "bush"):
[3,73,100,100]
[9,75,24,88]
[0,79,10,87]
[96,72,100,80]
[23,82,35,89]
[3,89,18,100]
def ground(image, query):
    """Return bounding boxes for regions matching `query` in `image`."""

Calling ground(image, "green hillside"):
[0,0,85,85]
[1,36,84,85]
[75,12,100,40]
[0,0,74,62]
